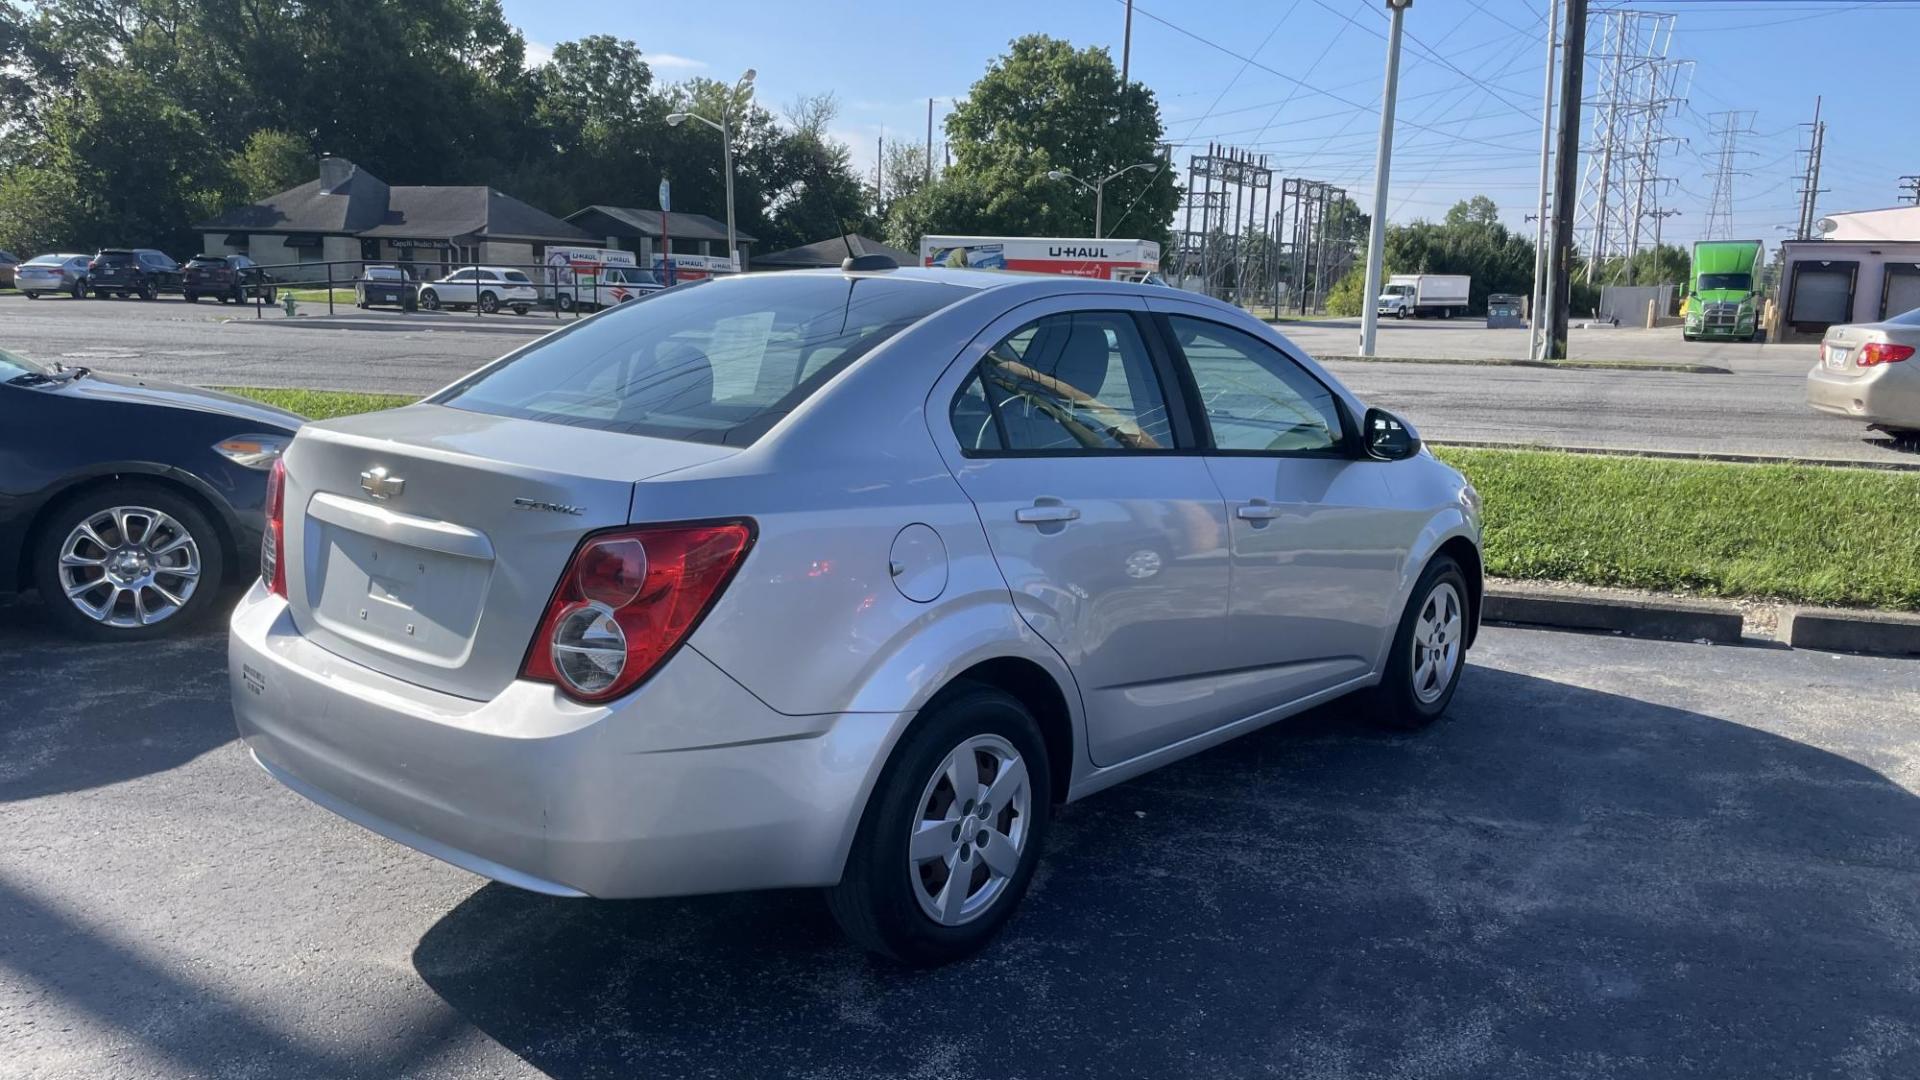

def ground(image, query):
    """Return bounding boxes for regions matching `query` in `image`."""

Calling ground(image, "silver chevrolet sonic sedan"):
[230,265,1483,964]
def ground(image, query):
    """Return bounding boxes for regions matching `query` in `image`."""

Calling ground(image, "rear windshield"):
[95,252,135,264]
[25,255,66,266]
[435,275,971,446]
[1698,273,1751,292]
[188,256,227,265]
[365,268,404,281]
[1888,307,1920,326]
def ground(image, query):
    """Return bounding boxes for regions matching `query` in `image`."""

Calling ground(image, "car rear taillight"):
[1858,342,1915,366]
[261,458,287,598]
[522,521,754,703]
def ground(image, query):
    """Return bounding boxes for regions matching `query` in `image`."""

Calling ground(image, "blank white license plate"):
[1825,346,1851,369]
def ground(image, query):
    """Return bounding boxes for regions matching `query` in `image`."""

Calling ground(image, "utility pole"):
[1648,208,1680,272]
[1794,98,1826,239]
[926,99,935,188]
[1548,0,1587,360]
[1529,0,1562,360]
[1901,175,1920,206]
[1358,0,1412,358]
[1121,0,1134,85]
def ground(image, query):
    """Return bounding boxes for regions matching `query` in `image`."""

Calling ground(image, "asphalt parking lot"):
[5,291,1909,464]
[3,592,1918,1079]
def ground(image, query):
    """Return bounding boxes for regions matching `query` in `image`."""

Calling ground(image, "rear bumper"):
[229,584,898,898]
[1806,364,1920,428]
[15,272,70,291]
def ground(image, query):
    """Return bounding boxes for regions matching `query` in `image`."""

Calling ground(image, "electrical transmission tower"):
[1575,9,1690,282]
[1176,144,1273,305]
[1901,176,1920,206]
[1703,110,1758,241]
[1793,98,1828,240]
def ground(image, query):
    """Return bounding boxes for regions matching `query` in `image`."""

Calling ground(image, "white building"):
[1775,205,1920,338]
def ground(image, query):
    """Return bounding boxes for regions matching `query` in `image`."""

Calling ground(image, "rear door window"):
[436,275,971,445]
[951,311,1175,453]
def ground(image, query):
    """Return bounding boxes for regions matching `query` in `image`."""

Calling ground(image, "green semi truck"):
[1683,240,1765,342]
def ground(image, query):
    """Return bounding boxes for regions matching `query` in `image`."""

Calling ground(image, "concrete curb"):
[1483,586,1745,644]
[1780,607,1920,658]
[1309,352,1734,375]
[1432,440,1920,472]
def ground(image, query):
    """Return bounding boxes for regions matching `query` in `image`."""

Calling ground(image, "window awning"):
[283,234,323,249]
[224,233,250,246]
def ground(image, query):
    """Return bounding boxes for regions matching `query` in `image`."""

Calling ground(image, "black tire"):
[557,293,576,313]
[30,482,227,642]
[420,289,440,310]
[1370,555,1471,731]
[1395,308,1406,320]
[184,291,199,303]
[71,281,85,299]
[826,683,1052,966]
[23,291,37,300]
[478,291,499,314]
[511,303,529,315]
[138,281,155,300]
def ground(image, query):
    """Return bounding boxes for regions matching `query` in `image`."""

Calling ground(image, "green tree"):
[230,129,311,199]
[890,34,1177,253]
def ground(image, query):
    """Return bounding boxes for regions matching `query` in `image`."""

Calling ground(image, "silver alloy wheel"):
[908,733,1031,926]
[57,506,202,628]
[1411,580,1463,704]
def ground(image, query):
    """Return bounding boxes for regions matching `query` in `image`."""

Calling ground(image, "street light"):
[1046,162,1158,238]
[666,67,756,270]
[1359,0,1412,357]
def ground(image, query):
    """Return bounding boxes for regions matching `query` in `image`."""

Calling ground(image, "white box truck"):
[1377,273,1471,319]
[920,236,1162,282]
[544,246,661,311]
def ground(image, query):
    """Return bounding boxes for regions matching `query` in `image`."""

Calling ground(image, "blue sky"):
[502,0,1920,246]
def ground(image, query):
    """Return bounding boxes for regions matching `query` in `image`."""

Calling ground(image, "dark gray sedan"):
[0,348,302,639]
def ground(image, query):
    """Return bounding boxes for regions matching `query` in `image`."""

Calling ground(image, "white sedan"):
[417,267,539,315]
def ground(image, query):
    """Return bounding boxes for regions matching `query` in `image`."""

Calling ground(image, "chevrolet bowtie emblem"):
[360,466,405,500]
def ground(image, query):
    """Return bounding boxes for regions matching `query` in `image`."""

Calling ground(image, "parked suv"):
[182,254,277,304]
[87,248,181,299]
[231,267,1482,965]
[417,266,538,314]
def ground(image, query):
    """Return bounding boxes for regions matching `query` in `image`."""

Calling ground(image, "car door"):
[1151,305,1412,703]
[443,269,478,305]
[930,295,1240,766]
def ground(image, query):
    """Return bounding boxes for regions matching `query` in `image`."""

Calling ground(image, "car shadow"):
[0,588,239,803]
[412,664,1920,1079]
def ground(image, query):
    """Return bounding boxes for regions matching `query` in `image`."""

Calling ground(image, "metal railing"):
[175,259,674,322]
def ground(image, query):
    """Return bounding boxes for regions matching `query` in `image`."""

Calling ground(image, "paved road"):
[3,599,1918,1079]
[4,293,1913,463]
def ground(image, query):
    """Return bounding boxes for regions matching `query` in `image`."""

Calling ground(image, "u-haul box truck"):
[920,236,1162,282]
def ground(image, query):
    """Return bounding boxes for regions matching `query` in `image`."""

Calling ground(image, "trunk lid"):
[1820,325,1885,378]
[281,403,735,700]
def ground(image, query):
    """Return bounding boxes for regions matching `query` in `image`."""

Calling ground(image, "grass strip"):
[218,386,416,420]
[1438,447,1920,611]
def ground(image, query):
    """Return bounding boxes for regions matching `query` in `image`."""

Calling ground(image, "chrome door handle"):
[1236,501,1282,521]
[1015,504,1081,524]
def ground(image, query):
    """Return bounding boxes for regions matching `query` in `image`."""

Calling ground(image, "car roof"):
[723,264,1220,306]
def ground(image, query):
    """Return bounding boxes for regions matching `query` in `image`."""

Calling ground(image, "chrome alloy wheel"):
[1411,581,1463,704]
[57,506,202,628]
[909,733,1031,926]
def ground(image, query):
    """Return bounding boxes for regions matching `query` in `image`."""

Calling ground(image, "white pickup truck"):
[1377,273,1471,319]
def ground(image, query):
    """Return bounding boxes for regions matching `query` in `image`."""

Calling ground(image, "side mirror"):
[1362,407,1421,461]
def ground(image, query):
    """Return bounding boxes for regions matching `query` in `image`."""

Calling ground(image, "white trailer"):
[1377,273,1471,319]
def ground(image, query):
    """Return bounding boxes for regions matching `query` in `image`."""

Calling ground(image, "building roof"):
[195,162,591,244]
[1817,205,1920,243]
[358,187,593,242]
[753,234,915,269]
[195,171,390,234]
[567,205,753,245]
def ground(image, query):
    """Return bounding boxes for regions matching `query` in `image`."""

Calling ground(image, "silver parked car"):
[1807,307,1920,442]
[230,267,1483,964]
[14,253,93,299]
